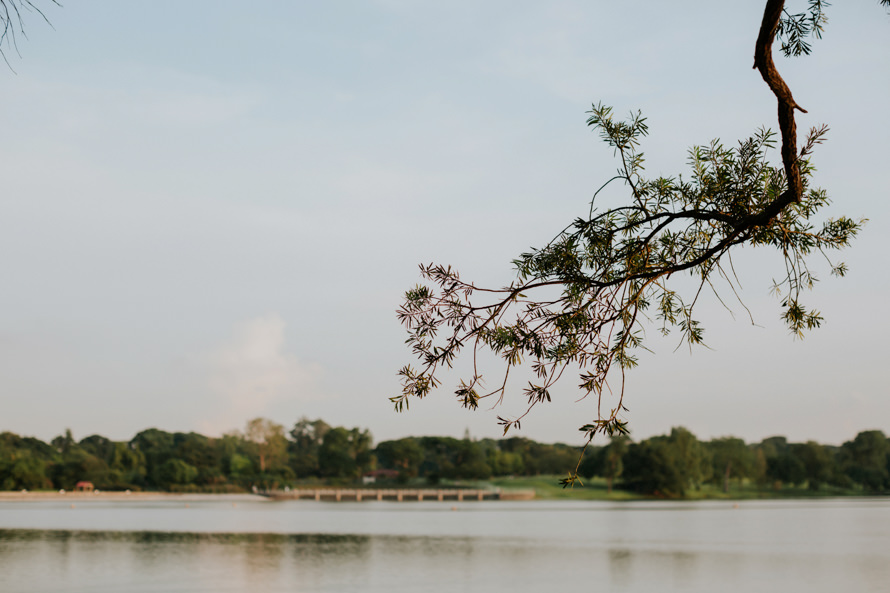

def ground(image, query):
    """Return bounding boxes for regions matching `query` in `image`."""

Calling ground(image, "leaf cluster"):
[775,2,890,58]
[396,103,861,450]
[776,0,830,57]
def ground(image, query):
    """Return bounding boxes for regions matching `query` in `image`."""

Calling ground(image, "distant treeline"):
[1,419,888,496]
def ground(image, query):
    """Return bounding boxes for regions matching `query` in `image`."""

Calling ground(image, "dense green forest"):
[1,419,888,497]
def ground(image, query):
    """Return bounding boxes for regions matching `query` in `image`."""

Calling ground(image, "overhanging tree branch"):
[396,1,872,485]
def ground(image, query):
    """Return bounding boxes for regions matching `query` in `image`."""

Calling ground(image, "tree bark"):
[752,0,806,219]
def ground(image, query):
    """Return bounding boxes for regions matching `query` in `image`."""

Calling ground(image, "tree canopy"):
[5,421,885,495]
[397,1,886,483]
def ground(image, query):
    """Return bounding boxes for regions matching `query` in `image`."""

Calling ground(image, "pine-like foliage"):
[396,1,876,485]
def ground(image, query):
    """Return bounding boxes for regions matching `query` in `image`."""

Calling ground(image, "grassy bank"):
[2,476,875,502]
[477,475,872,501]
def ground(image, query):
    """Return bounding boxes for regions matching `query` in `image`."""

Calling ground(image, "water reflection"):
[1,498,890,593]
[1,531,379,593]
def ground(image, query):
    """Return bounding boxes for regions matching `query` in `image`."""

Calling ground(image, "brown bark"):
[753,0,806,215]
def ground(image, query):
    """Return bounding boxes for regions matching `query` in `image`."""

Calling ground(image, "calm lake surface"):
[2,496,888,592]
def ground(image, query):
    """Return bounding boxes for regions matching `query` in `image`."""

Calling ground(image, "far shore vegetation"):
[1,419,888,500]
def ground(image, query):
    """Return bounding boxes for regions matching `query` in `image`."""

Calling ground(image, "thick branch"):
[754,0,805,212]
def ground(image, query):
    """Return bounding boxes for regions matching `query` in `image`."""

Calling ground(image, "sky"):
[1,1,888,447]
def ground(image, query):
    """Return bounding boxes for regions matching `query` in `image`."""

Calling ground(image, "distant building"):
[74,481,94,492]
[362,469,399,484]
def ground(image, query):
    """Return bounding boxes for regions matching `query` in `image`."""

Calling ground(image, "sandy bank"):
[0,491,264,502]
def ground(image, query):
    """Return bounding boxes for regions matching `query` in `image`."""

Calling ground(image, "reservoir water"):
[1,496,888,592]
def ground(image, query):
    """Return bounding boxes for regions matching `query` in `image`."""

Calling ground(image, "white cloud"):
[198,314,324,435]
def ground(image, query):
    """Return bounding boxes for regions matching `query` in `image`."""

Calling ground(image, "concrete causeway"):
[264,488,535,502]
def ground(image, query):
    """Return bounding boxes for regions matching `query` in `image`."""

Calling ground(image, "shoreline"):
[0,491,264,502]
[0,488,536,503]
[1,488,883,503]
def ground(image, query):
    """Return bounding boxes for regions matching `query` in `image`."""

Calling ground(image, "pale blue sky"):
[1,1,887,446]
